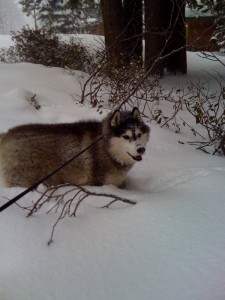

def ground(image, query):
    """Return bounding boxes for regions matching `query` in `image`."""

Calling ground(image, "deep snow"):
[0,35,225,300]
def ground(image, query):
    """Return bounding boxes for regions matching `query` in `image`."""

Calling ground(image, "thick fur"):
[0,133,5,144]
[0,108,150,187]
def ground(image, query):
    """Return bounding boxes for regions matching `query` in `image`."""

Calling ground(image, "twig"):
[27,94,41,110]
[20,184,136,245]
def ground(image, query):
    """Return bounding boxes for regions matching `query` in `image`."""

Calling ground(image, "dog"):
[0,107,150,188]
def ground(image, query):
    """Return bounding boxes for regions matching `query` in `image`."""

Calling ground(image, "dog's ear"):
[132,107,142,121]
[110,110,121,127]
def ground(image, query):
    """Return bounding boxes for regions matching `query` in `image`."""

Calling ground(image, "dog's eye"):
[137,133,142,138]
[123,135,130,140]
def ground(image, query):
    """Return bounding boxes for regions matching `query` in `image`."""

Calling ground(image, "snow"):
[0,35,225,300]
[0,35,14,48]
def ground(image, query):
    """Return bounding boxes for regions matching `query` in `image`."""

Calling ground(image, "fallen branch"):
[18,184,136,245]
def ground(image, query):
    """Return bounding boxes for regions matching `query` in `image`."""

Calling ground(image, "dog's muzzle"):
[127,139,146,161]
[137,146,145,154]
[136,138,145,154]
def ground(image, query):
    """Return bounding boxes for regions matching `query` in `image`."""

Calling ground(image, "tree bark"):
[165,0,187,74]
[101,0,187,74]
[144,0,166,76]
[123,0,143,61]
[101,0,127,66]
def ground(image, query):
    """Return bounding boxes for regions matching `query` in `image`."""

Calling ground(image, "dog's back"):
[0,121,105,187]
[0,133,5,144]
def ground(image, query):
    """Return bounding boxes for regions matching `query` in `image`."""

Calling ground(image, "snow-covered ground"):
[0,35,225,300]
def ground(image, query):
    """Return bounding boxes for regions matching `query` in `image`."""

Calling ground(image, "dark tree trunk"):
[101,0,127,66]
[101,0,187,74]
[123,0,143,61]
[144,0,166,76]
[165,0,187,74]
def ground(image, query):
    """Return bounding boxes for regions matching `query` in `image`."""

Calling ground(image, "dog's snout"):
[137,147,145,154]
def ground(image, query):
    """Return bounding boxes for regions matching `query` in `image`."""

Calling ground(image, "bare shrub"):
[183,81,225,154]
[78,49,225,155]
[79,56,162,114]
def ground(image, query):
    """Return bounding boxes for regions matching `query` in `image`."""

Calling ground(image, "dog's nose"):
[137,147,145,154]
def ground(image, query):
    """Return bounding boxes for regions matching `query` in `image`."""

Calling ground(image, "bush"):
[81,55,225,155]
[1,26,90,71]
[0,46,20,63]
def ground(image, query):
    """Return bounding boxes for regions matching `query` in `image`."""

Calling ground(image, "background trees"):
[18,0,225,76]
[186,0,225,50]
[101,0,125,65]
[163,0,187,74]
[19,0,99,33]
[19,0,40,29]
[123,0,143,61]
[144,0,166,75]
[19,0,188,75]
[101,0,142,66]
[200,0,225,49]
[102,0,187,75]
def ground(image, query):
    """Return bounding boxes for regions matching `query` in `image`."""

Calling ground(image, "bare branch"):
[19,184,136,244]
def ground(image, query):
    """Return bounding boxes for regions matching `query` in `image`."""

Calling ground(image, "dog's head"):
[105,107,150,166]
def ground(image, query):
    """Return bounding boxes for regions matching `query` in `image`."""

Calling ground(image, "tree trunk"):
[123,0,143,61]
[165,0,187,74]
[101,0,127,66]
[101,0,187,74]
[144,0,166,76]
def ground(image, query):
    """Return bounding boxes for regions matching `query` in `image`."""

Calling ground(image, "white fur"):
[140,131,149,146]
[108,132,149,165]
